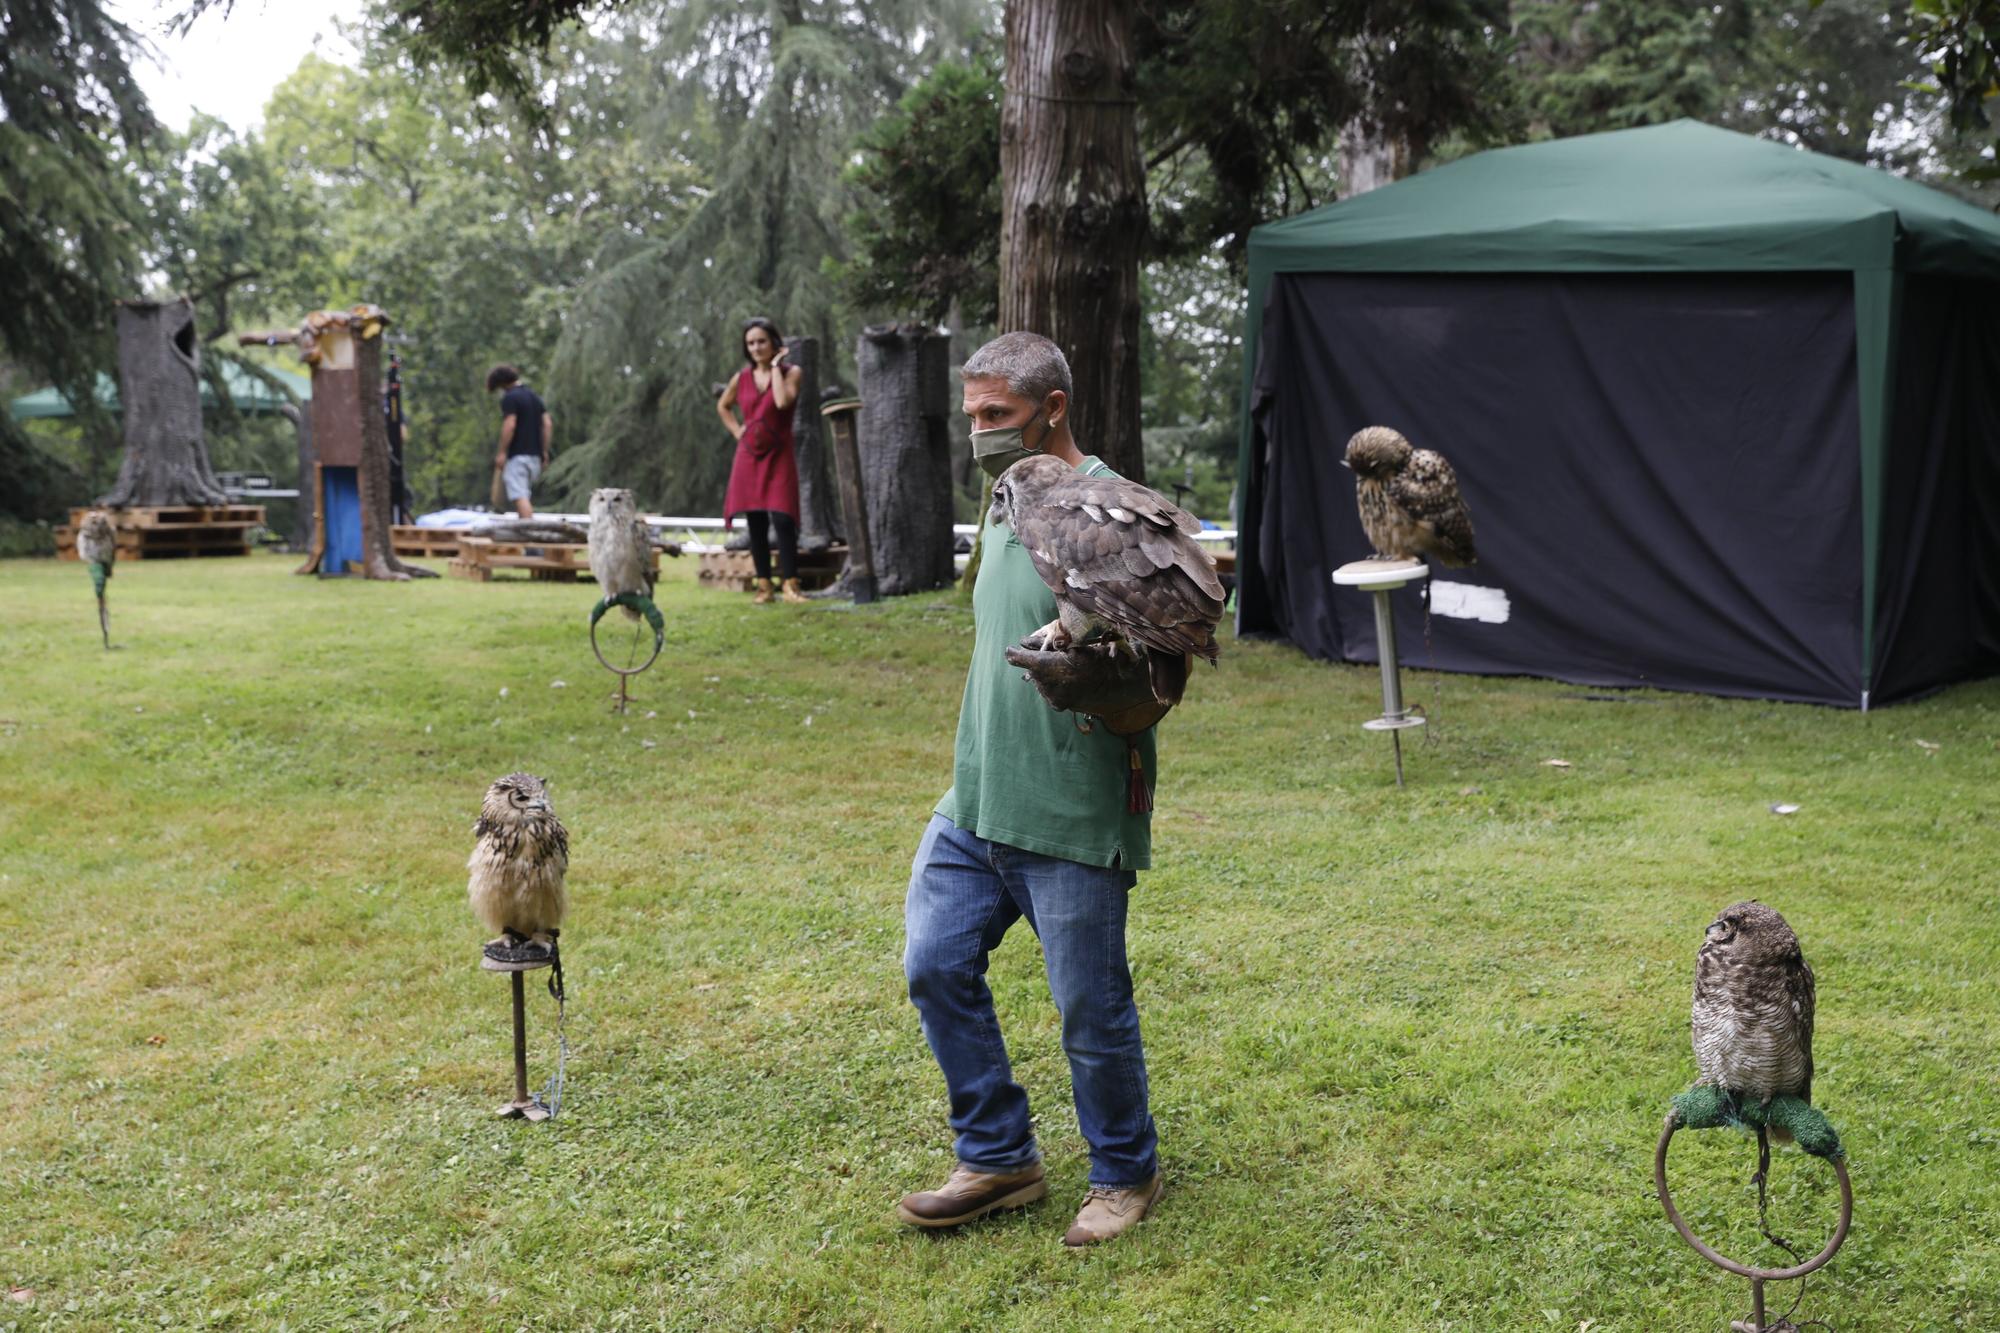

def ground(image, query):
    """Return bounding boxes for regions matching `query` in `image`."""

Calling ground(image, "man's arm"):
[495,414,516,469]
[542,413,554,465]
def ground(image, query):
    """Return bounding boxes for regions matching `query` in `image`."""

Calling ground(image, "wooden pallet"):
[99,504,264,528]
[390,525,463,559]
[448,535,662,583]
[55,505,265,561]
[696,545,848,593]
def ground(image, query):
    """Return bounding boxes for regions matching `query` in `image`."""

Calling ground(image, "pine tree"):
[0,0,155,519]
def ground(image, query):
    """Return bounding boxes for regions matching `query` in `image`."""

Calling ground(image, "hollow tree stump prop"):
[856,325,955,596]
[783,337,841,553]
[246,308,435,581]
[98,298,229,507]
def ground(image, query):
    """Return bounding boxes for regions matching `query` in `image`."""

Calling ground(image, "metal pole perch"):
[1332,559,1430,785]
[482,951,555,1121]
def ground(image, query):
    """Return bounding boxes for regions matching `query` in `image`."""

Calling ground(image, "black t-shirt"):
[501,385,546,458]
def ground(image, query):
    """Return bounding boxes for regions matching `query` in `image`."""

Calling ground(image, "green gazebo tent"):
[9,361,311,420]
[1239,119,2000,707]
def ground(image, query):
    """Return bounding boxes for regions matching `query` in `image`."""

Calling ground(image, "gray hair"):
[961,331,1072,405]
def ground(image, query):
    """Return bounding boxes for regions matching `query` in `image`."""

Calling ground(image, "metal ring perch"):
[589,591,665,676]
[1654,1114,1851,1331]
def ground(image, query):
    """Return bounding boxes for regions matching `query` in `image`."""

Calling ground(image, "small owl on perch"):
[78,509,117,649]
[990,454,1225,707]
[1692,900,1815,1128]
[587,487,654,618]
[468,773,569,962]
[1342,426,1477,566]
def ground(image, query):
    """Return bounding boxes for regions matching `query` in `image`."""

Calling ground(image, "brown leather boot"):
[780,577,807,604]
[896,1162,1046,1229]
[1061,1173,1162,1247]
[751,577,775,605]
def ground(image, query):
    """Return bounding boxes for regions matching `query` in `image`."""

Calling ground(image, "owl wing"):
[1388,449,1476,566]
[630,518,658,589]
[1011,473,1225,662]
[1790,956,1815,1102]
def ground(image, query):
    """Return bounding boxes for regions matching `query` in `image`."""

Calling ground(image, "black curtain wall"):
[1871,277,2000,702]
[1251,272,1866,705]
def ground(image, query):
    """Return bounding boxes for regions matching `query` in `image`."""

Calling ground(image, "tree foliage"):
[0,0,155,518]
[836,57,1003,326]
[1907,0,2000,173]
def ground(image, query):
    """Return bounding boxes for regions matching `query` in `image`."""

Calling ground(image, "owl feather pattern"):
[1343,426,1477,567]
[588,487,655,620]
[990,455,1225,705]
[1691,900,1815,1121]
[467,773,569,947]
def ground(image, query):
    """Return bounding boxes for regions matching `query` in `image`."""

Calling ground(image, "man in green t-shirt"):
[895,333,1163,1247]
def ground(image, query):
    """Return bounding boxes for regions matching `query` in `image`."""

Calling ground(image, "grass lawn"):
[2,551,1997,1331]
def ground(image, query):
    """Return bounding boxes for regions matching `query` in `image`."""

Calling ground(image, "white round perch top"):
[1332,557,1430,592]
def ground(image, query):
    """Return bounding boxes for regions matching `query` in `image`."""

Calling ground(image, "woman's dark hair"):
[741,318,785,366]
[486,364,521,392]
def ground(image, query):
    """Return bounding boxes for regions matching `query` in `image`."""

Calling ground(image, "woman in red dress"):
[716,317,805,604]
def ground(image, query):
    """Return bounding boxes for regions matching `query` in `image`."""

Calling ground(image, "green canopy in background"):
[9,361,311,421]
[1237,119,2000,704]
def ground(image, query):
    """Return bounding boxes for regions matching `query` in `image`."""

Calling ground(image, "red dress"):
[723,367,800,526]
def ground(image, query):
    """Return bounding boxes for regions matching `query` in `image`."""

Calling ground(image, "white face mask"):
[971,406,1049,479]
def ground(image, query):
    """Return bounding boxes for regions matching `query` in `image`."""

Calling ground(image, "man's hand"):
[493,454,505,470]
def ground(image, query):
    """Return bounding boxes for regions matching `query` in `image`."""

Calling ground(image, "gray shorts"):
[502,454,543,502]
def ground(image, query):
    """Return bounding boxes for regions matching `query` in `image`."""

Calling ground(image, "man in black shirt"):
[487,365,553,518]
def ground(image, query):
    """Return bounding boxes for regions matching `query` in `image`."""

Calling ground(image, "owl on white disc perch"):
[467,773,569,963]
[1342,426,1477,566]
[587,487,655,616]
[990,454,1225,705]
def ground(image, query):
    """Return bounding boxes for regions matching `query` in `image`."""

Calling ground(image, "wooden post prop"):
[784,337,841,552]
[99,297,230,507]
[855,325,955,596]
[821,396,875,603]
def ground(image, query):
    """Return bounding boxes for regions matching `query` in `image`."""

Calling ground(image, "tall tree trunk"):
[351,324,435,580]
[856,325,955,597]
[99,298,229,507]
[1001,0,1146,482]
[1336,119,1417,196]
[279,401,313,553]
[784,336,840,550]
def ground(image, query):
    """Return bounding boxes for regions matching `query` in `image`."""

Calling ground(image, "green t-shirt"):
[935,456,1155,870]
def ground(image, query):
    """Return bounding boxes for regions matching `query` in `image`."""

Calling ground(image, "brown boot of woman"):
[781,577,807,604]
[752,577,775,605]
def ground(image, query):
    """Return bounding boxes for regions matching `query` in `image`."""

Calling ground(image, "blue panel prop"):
[322,466,363,575]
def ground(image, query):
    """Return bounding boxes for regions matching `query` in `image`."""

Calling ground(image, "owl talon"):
[1027,619,1071,652]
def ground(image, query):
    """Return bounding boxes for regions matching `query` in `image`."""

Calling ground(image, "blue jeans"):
[903,814,1158,1188]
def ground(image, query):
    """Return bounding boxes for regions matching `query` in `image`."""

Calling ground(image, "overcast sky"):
[113,0,366,133]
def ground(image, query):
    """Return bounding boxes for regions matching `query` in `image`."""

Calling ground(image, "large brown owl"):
[1342,426,1476,566]
[990,454,1224,705]
[587,487,654,619]
[467,773,569,962]
[1691,900,1815,1132]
